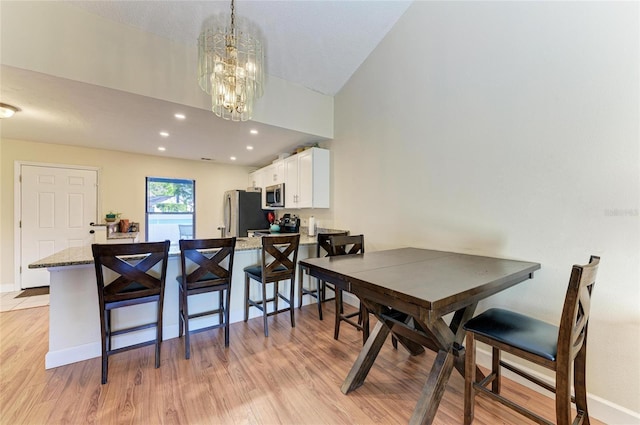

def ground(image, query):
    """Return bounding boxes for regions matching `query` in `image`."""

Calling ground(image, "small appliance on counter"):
[280,214,300,233]
[248,213,299,236]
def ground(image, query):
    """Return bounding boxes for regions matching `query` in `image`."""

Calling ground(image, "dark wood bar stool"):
[244,234,300,337]
[463,256,600,425]
[177,237,236,359]
[298,231,348,320]
[91,240,170,384]
[328,234,370,344]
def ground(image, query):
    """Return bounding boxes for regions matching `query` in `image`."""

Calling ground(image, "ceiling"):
[0,1,412,167]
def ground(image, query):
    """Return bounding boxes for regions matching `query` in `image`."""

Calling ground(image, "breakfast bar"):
[29,235,322,369]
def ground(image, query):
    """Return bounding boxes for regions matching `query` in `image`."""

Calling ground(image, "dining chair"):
[298,231,348,320]
[328,234,371,344]
[244,234,300,337]
[177,237,236,359]
[91,240,170,384]
[463,256,600,425]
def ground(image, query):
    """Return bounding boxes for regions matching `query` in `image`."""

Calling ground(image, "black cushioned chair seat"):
[463,308,558,361]
[243,265,286,278]
[176,272,221,285]
[120,282,147,293]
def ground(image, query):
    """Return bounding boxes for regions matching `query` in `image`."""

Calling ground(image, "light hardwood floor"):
[0,302,604,424]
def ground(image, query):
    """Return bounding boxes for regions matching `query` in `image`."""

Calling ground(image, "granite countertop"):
[29,228,345,269]
[108,232,139,240]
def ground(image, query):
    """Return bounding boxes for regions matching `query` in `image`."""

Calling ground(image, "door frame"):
[13,161,101,292]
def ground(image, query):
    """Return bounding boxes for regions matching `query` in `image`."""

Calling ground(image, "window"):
[146,177,195,247]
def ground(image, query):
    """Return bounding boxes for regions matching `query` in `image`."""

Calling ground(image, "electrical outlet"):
[301,218,307,226]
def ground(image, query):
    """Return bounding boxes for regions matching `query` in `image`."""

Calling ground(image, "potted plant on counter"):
[105,211,121,222]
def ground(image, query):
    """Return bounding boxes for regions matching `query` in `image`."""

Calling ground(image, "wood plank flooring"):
[0,302,605,424]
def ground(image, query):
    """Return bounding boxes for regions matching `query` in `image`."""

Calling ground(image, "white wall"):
[0,139,252,291]
[331,0,639,420]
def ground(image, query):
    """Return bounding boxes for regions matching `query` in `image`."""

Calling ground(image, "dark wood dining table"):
[299,247,541,425]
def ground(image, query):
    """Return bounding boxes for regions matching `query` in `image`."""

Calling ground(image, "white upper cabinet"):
[248,168,264,189]
[284,147,330,209]
[284,155,299,207]
[249,168,267,207]
[250,147,330,209]
[264,160,285,185]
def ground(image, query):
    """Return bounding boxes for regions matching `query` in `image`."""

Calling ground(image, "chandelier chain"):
[230,0,235,33]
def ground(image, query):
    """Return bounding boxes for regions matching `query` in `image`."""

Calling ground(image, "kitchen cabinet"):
[284,156,299,207]
[264,160,284,185]
[284,147,330,208]
[249,168,266,207]
[248,169,264,189]
[249,148,329,209]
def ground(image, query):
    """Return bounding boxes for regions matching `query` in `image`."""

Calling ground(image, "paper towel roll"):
[308,216,315,236]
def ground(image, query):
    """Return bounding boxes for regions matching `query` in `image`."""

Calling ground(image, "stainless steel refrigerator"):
[223,190,270,237]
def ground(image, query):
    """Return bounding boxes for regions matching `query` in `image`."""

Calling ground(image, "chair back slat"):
[179,238,236,286]
[317,232,348,257]
[261,234,300,282]
[179,224,193,239]
[329,235,365,256]
[92,241,170,303]
[557,256,600,363]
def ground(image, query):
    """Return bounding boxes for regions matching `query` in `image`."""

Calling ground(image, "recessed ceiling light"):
[158,147,166,151]
[230,156,237,161]
[174,113,186,120]
[159,131,169,137]
[246,146,254,150]
[0,103,20,119]
[250,129,258,135]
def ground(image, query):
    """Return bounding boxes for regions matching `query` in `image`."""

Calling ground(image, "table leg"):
[393,333,426,356]
[341,321,391,394]
[409,349,456,425]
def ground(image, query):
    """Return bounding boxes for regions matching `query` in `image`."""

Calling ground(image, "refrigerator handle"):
[223,194,230,237]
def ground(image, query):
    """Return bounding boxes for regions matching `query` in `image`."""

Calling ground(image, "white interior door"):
[20,165,98,289]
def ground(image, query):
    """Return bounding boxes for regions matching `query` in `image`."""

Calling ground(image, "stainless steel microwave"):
[265,183,285,207]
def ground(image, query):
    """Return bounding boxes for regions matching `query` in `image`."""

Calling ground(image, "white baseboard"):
[45,341,101,369]
[0,283,19,293]
[475,348,640,425]
[45,324,181,370]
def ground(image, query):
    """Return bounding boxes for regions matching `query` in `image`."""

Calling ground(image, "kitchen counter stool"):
[177,237,236,359]
[328,234,371,345]
[91,240,170,384]
[179,224,193,239]
[298,231,348,319]
[244,234,300,337]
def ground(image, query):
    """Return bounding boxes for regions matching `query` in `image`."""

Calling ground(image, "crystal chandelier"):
[198,0,264,122]
[0,103,20,119]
